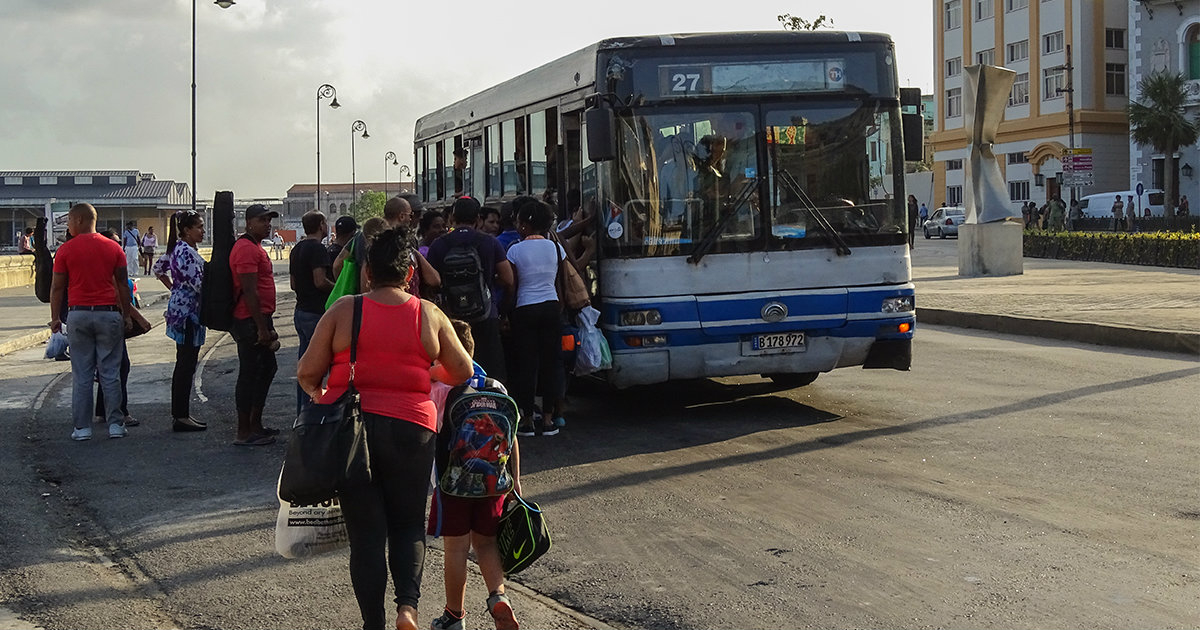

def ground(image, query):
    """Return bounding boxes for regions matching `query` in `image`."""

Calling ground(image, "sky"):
[0,0,933,200]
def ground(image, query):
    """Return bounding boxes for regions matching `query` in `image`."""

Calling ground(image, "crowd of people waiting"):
[46,190,595,630]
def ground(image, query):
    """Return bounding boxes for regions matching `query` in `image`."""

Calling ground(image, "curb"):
[918,308,1200,356]
[0,292,172,359]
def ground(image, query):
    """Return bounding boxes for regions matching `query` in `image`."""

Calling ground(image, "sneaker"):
[71,427,92,441]
[515,422,536,437]
[486,593,518,630]
[539,425,559,437]
[430,609,464,630]
[108,424,127,439]
[552,416,566,428]
[122,415,140,427]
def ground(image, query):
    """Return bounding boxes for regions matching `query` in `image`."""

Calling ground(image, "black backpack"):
[439,241,490,323]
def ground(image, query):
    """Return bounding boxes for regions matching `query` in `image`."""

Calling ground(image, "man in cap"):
[327,215,357,260]
[230,203,280,446]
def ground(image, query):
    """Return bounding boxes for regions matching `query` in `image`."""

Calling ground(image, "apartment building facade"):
[1129,0,1200,208]
[931,0,1131,212]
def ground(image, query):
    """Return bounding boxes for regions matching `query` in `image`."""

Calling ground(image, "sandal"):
[232,434,275,446]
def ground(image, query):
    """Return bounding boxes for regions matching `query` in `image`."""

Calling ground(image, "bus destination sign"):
[658,59,846,97]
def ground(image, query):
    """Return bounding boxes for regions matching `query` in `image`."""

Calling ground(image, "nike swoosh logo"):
[512,541,527,559]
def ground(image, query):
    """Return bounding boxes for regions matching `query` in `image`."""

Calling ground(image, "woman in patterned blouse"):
[152,211,208,432]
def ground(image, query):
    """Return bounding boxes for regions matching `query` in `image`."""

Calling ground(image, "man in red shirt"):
[230,204,280,446]
[49,203,133,441]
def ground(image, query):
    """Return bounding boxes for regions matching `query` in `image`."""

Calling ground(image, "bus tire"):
[767,372,819,388]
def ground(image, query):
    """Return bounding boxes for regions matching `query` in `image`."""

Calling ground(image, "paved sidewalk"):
[0,245,1196,357]
[912,239,1199,355]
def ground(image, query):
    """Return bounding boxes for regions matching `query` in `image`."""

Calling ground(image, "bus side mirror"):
[585,107,617,162]
[902,113,923,161]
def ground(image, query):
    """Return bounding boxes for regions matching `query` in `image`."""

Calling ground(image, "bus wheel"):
[767,372,819,388]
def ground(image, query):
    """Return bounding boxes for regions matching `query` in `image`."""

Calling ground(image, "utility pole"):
[1060,44,1076,203]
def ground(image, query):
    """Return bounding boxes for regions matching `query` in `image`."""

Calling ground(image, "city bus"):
[414,31,920,388]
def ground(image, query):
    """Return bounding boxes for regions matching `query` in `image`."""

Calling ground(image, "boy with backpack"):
[428,320,522,630]
[426,196,513,382]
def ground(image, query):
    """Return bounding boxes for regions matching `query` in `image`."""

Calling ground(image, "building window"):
[1152,158,1165,189]
[39,176,56,185]
[947,185,963,206]
[1043,66,1066,99]
[1105,28,1126,50]
[1007,40,1029,62]
[74,176,92,185]
[1105,63,1126,95]
[946,88,962,118]
[975,0,993,20]
[329,203,336,214]
[3,177,20,185]
[1007,152,1029,165]
[1189,24,1200,80]
[945,0,962,30]
[1006,0,1028,11]
[339,203,347,214]
[1008,72,1030,105]
[977,49,995,66]
[1008,180,1030,201]
[946,56,963,77]
[109,176,126,185]
[946,159,964,171]
[1043,30,1064,54]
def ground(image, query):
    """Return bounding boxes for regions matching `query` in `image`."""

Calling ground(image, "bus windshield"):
[599,101,906,258]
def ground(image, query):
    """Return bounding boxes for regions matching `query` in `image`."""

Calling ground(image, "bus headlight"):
[620,309,662,326]
[881,296,914,313]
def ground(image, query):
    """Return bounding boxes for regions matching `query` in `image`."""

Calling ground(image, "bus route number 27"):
[660,66,709,96]
[672,73,701,92]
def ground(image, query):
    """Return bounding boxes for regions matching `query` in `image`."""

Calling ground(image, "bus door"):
[468,136,485,198]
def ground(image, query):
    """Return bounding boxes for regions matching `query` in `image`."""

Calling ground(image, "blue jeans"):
[294,308,323,414]
[68,310,124,430]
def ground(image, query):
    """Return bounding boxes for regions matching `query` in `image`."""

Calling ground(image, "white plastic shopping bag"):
[274,472,349,559]
[44,331,68,360]
[574,306,611,375]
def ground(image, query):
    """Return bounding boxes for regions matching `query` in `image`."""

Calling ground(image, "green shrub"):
[1023,229,1200,268]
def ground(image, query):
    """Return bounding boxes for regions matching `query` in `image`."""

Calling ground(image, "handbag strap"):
[349,295,363,384]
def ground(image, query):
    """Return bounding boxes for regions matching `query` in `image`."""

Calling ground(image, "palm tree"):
[1129,72,1199,228]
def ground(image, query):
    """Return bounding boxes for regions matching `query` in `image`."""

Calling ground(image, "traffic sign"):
[1136,183,1144,197]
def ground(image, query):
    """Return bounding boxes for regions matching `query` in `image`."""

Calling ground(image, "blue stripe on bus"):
[605,316,915,351]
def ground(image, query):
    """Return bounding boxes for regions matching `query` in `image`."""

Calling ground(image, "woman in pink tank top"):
[298,228,473,630]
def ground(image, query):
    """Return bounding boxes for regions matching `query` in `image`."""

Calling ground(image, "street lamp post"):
[384,151,398,197]
[398,165,411,195]
[351,120,369,204]
[315,84,340,212]
[192,0,236,214]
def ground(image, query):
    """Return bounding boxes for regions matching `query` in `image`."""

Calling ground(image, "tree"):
[1128,72,1200,228]
[778,13,833,31]
[347,190,386,224]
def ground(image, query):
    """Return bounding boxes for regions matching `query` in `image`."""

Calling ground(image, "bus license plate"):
[745,332,806,355]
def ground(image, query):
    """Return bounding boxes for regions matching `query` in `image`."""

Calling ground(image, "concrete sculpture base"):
[958,221,1024,277]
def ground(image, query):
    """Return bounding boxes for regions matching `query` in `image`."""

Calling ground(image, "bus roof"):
[413,30,895,143]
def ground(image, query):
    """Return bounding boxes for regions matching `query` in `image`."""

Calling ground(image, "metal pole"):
[384,158,389,198]
[1066,44,1076,202]
[351,129,356,205]
[316,92,321,212]
[191,0,196,214]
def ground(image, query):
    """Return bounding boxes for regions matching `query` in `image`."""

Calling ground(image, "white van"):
[1078,190,1165,217]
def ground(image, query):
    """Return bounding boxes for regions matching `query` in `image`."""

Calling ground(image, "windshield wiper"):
[686,177,760,265]
[775,168,852,256]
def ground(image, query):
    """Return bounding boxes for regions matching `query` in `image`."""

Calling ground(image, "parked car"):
[923,207,966,239]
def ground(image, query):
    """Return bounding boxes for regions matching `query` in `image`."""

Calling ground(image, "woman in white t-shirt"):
[505,200,564,437]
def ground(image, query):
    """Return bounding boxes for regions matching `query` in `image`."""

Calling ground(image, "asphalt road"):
[0,293,1196,629]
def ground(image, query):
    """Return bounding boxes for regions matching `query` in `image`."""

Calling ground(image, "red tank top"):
[320,296,435,432]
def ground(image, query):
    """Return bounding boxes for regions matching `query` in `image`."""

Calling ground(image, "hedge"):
[1023,229,1200,269]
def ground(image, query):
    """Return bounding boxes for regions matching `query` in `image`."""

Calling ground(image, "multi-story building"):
[1128,0,1200,209]
[282,181,415,221]
[931,0,1131,212]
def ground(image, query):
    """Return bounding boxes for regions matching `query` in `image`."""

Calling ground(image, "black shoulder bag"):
[278,296,371,505]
